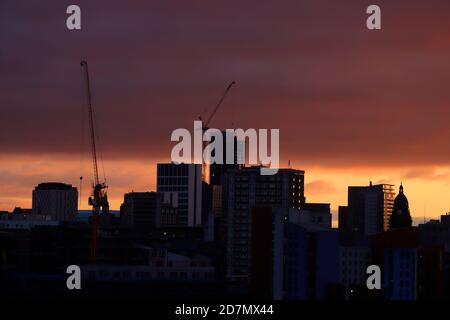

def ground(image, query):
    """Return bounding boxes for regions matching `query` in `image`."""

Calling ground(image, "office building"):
[209,131,239,186]
[419,213,450,251]
[282,207,339,300]
[339,241,372,299]
[372,228,419,300]
[82,247,215,283]
[223,166,305,284]
[299,203,332,229]
[338,206,348,230]
[343,182,395,236]
[32,182,78,221]
[419,214,450,299]
[249,206,338,300]
[157,163,202,227]
[120,192,162,229]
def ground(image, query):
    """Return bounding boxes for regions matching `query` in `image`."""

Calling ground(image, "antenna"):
[79,176,83,207]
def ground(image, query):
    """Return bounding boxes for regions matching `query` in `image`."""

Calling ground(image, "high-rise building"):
[209,131,239,186]
[284,223,340,300]
[299,203,332,229]
[338,206,348,230]
[32,182,78,221]
[120,192,161,229]
[419,213,450,251]
[339,241,372,299]
[222,166,305,284]
[343,183,395,236]
[157,163,202,227]
[418,214,450,299]
[372,228,419,300]
[208,131,240,220]
[250,206,338,300]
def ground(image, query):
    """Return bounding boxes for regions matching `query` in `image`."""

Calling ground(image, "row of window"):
[157,177,189,186]
[88,270,214,280]
[157,164,190,176]
[157,186,188,192]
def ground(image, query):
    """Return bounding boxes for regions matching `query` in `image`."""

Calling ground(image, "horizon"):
[2,0,450,222]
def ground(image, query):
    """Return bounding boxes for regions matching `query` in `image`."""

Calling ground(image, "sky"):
[1,0,450,224]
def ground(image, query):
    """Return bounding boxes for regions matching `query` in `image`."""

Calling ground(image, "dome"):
[393,185,409,211]
[389,184,412,229]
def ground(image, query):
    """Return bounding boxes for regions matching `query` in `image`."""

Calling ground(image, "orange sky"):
[2,0,450,225]
[1,154,449,226]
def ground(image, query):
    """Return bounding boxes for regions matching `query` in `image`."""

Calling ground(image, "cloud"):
[2,0,450,214]
[401,167,450,182]
[305,180,338,195]
[1,0,450,168]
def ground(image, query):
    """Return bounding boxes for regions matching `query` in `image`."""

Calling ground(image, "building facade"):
[157,163,202,227]
[120,192,162,229]
[223,167,305,284]
[344,183,395,236]
[32,182,78,221]
[339,243,372,298]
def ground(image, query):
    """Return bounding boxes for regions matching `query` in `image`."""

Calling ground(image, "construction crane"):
[198,81,236,183]
[80,60,109,264]
[199,81,236,131]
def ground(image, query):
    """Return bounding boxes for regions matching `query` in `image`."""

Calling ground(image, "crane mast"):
[80,60,109,264]
[81,61,100,186]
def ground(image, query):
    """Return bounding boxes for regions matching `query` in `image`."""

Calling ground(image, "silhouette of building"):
[157,163,202,227]
[223,166,305,284]
[419,213,450,251]
[416,245,444,299]
[249,207,337,300]
[372,228,419,300]
[82,247,215,283]
[32,182,78,221]
[342,183,395,236]
[419,213,450,299]
[208,131,240,222]
[120,192,162,229]
[338,206,348,230]
[209,131,239,186]
[389,184,412,230]
[300,203,332,229]
[12,207,32,215]
[281,208,339,300]
[160,202,178,227]
[339,239,372,300]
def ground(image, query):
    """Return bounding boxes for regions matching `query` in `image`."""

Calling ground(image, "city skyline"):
[3,1,450,305]
[0,157,444,227]
[2,0,450,222]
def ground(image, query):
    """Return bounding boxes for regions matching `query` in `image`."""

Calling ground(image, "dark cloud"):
[2,0,450,167]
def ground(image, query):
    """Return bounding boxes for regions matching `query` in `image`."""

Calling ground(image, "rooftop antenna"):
[79,176,83,207]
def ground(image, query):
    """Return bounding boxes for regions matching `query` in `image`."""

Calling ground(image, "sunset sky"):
[2,0,450,224]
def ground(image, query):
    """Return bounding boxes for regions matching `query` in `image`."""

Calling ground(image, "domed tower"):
[389,184,412,229]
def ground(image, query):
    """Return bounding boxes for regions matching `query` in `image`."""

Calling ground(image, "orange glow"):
[1,155,449,226]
